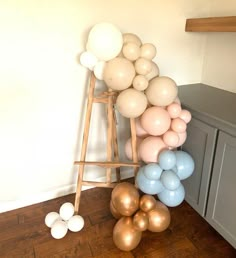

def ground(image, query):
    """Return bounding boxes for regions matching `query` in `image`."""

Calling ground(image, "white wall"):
[201,0,236,92]
[0,0,211,212]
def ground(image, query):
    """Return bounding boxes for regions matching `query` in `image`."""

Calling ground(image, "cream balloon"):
[87,22,123,61]
[67,215,84,232]
[79,51,98,70]
[103,57,135,90]
[135,57,152,75]
[145,76,178,106]
[51,220,68,239]
[123,33,142,47]
[133,75,149,91]
[116,88,148,118]
[94,61,106,80]
[122,42,140,61]
[140,43,156,60]
[59,202,74,221]
[145,61,159,81]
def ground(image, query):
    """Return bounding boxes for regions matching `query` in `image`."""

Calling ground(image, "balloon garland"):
[79,22,195,251]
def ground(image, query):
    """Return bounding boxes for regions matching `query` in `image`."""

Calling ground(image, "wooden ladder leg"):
[74,73,96,213]
[106,89,113,185]
[130,118,139,178]
[112,101,120,182]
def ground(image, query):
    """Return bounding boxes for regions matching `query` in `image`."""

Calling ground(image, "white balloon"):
[59,202,74,221]
[80,51,98,70]
[51,220,68,239]
[45,212,61,228]
[68,215,85,232]
[94,61,106,80]
[87,22,123,61]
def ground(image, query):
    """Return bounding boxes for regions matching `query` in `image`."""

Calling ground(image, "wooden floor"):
[0,181,235,258]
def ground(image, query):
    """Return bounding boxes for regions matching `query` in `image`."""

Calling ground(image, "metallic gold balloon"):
[110,200,122,219]
[147,205,171,232]
[139,195,156,212]
[111,182,139,216]
[113,216,142,251]
[133,210,149,231]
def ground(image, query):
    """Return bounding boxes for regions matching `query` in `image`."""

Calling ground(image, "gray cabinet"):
[178,83,236,249]
[182,118,217,216]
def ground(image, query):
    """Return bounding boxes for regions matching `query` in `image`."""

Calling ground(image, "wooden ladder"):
[74,72,140,213]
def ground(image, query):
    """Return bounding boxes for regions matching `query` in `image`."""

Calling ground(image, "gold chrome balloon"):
[133,210,149,231]
[139,195,156,212]
[113,216,142,251]
[110,200,122,219]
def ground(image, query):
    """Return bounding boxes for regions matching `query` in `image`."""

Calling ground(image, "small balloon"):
[122,42,140,61]
[140,43,156,60]
[159,150,177,170]
[143,163,163,180]
[110,200,122,219]
[179,109,192,124]
[113,216,142,251]
[171,118,187,133]
[139,195,157,213]
[160,170,181,191]
[133,75,149,91]
[157,183,185,207]
[147,205,171,232]
[145,61,159,81]
[136,168,164,195]
[176,131,187,147]
[175,151,195,180]
[80,51,98,70]
[133,210,149,231]
[167,103,182,119]
[163,130,179,148]
[135,57,152,75]
[123,33,142,46]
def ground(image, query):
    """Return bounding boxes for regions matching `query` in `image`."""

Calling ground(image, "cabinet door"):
[206,131,236,248]
[182,117,217,216]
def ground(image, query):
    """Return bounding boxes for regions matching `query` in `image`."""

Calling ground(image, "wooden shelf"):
[185,16,236,32]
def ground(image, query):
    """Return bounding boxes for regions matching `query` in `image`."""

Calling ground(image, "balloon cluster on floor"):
[110,182,170,251]
[80,22,195,251]
[45,202,84,239]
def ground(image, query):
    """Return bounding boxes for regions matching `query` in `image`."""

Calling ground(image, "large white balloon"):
[87,22,123,61]
[80,51,98,70]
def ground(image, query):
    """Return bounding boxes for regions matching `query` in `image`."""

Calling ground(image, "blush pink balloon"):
[140,107,171,136]
[163,130,180,147]
[179,109,192,124]
[176,131,187,147]
[174,97,181,105]
[139,136,167,163]
[135,118,149,138]
[125,137,143,160]
[171,118,187,133]
[167,103,182,119]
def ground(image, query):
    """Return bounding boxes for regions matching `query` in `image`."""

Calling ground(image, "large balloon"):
[145,76,178,106]
[139,195,157,213]
[140,43,156,60]
[157,183,185,207]
[175,151,195,180]
[110,200,122,219]
[143,163,163,180]
[79,51,98,70]
[111,182,139,216]
[123,33,142,47]
[94,61,106,80]
[136,168,164,195]
[113,216,142,251]
[160,170,181,191]
[147,204,171,232]
[141,106,171,136]
[87,22,123,61]
[103,57,135,90]
[139,136,167,163]
[116,88,147,118]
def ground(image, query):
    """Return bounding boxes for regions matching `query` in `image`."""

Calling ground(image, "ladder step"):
[82,180,117,188]
[74,161,141,168]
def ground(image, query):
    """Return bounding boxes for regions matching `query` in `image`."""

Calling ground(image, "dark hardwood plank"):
[0,182,235,258]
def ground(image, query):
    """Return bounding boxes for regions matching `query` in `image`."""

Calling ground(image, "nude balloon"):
[103,57,135,91]
[167,103,182,118]
[135,118,149,138]
[133,75,149,91]
[116,88,148,118]
[139,136,167,163]
[176,131,187,147]
[135,57,152,75]
[140,43,156,60]
[141,107,171,136]
[145,76,178,106]
[163,130,179,147]
[171,118,187,133]
[179,109,192,124]
[145,61,159,81]
[122,42,140,61]
[123,33,142,47]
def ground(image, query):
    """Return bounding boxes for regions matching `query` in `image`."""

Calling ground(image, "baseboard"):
[0,169,134,213]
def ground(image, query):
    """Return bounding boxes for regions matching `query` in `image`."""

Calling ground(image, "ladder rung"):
[74,161,141,168]
[82,180,117,188]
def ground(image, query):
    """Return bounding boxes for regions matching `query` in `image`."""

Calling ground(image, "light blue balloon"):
[136,168,164,195]
[175,151,195,180]
[160,170,180,191]
[159,150,176,170]
[157,183,185,207]
[143,163,163,180]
